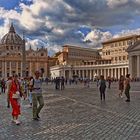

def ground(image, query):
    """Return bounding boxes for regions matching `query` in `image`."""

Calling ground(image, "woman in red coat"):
[8,75,21,125]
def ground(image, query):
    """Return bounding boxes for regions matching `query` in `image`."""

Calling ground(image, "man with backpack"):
[30,71,44,121]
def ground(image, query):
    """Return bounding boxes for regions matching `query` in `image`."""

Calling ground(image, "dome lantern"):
[9,23,16,33]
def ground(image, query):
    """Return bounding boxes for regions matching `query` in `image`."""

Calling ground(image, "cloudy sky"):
[0,0,140,55]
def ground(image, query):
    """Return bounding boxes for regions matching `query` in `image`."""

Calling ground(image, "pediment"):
[127,41,140,52]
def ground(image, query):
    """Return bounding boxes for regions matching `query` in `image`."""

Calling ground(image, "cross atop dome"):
[9,23,16,33]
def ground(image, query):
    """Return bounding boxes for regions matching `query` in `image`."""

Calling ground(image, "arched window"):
[41,53,44,56]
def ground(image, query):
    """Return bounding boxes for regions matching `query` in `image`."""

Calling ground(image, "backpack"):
[100,80,106,89]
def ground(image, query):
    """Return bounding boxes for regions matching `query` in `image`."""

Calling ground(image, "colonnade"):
[1,61,47,78]
[63,67,128,80]
[129,55,140,78]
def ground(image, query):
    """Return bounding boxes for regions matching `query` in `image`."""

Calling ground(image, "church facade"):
[0,24,48,78]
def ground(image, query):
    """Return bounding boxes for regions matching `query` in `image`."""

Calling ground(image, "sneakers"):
[12,119,20,125]
[37,114,40,119]
[125,99,130,102]
[33,114,40,121]
[15,120,20,125]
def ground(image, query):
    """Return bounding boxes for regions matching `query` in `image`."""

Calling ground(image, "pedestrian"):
[99,75,106,101]
[118,75,124,98]
[1,79,5,93]
[60,76,65,90]
[108,77,111,89]
[0,79,2,94]
[124,74,131,102]
[5,76,12,108]
[8,74,22,125]
[31,71,44,121]
[28,76,34,107]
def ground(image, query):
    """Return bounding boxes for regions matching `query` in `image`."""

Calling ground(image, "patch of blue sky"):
[0,0,19,9]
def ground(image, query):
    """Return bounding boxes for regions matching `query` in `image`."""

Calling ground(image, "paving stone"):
[0,82,140,140]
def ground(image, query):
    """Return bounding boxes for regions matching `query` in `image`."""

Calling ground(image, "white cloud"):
[19,3,44,31]
[0,7,20,20]
[113,28,140,38]
[134,0,140,4]
[26,38,47,50]
[84,29,112,45]
[1,0,140,54]
[0,19,10,40]
[107,0,129,8]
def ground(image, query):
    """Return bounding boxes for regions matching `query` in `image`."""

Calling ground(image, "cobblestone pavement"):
[0,82,140,140]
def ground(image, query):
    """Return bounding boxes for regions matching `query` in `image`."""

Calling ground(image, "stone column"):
[111,69,113,78]
[2,61,4,78]
[21,62,23,77]
[82,70,84,79]
[114,68,117,79]
[29,62,32,76]
[10,62,12,76]
[137,55,140,77]
[5,61,7,78]
[90,70,92,80]
[16,62,18,75]
[118,68,120,78]
[129,56,133,77]
[125,67,127,76]
[107,69,109,79]
[104,69,106,79]
[97,69,99,77]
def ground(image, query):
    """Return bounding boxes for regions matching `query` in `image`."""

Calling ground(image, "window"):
[11,62,16,67]
[11,46,13,50]
[119,42,121,46]
[41,53,44,56]
[119,56,121,61]
[7,62,10,67]
[18,62,21,68]
[7,73,9,77]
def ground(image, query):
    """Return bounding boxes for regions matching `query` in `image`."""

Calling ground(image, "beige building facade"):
[50,35,140,80]
[127,41,140,78]
[0,24,48,78]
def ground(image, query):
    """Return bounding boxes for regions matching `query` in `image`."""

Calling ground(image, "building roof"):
[102,34,140,45]
[127,40,140,52]
[63,44,98,52]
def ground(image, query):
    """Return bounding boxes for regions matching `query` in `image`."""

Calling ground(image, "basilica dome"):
[1,24,23,45]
